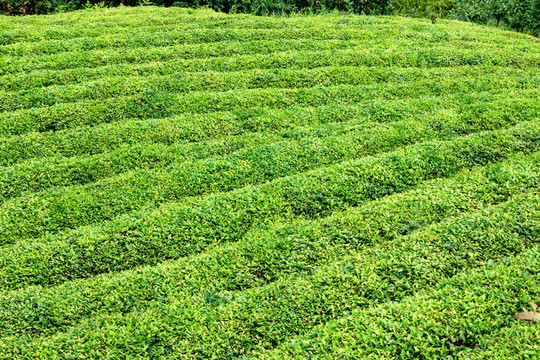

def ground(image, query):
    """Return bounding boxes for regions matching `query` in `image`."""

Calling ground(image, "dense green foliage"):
[2,0,540,37]
[0,7,539,359]
[452,0,540,35]
[389,0,455,17]
[0,0,392,15]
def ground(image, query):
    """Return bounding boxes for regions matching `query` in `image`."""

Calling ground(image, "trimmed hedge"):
[0,8,538,358]
[0,121,538,290]
[0,91,536,200]
[1,187,537,357]
[0,151,538,337]
[264,239,540,359]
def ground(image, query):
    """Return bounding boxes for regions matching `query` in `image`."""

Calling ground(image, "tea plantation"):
[0,6,539,359]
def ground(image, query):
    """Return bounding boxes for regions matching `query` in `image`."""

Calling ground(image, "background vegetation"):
[1,0,539,36]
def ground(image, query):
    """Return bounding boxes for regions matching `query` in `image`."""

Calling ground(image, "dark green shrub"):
[452,0,540,35]
[1,0,539,38]
[390,0,455,17]
[0,0,63,14]
[0,0,390,15]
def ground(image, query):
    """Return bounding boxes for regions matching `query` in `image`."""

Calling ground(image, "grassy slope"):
[0,6,539,359]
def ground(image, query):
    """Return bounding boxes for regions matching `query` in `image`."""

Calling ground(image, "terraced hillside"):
[0,6,539,359]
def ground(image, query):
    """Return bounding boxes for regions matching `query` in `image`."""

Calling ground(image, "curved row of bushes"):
[1,8,539,357]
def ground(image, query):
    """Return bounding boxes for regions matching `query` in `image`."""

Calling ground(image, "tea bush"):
[0,8,538,359]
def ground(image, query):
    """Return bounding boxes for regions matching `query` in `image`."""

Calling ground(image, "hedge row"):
[1,187,537,358]
[3,24,533,92]
[1,9,538,357]
[4,39,539,78]
[0,8,527,52]
[0,100,536,245]
[2,16,528,59]
[2,86,536,165]
[0,91,536,200]
[0,151,537,337]
[265,245,540,359]
[0,24,410,57]
[0,121,537,291]
[2,74,539,136]
[0,98,438,165]
[0,98,445,198]
[6,65,532,112]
